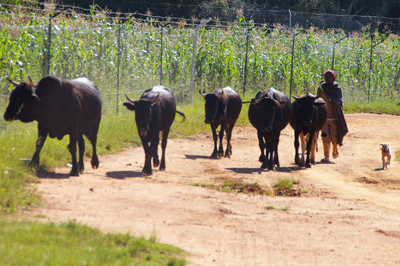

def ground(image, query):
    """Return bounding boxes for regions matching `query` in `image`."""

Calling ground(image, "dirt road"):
[29,113,400,265]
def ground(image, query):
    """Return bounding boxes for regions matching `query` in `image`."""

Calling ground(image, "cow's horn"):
[27,75,34,90]
[6,77,19,87]
[199,90,206,98]
[125,94,136,104]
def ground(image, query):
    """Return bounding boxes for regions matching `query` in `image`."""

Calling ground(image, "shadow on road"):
[106,171,143,179]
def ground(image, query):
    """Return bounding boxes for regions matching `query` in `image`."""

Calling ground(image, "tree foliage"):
[24,0,398,19]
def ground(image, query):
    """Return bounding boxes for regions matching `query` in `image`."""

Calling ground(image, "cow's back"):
[35,75,102,138]
[71,78,102,133]
[222,87,242,124]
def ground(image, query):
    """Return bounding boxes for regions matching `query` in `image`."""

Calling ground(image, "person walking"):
[317,70,349,163]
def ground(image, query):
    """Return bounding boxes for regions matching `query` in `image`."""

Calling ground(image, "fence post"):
[289,30,303,99]
[159,27,164,85]
[116,23,121,115]
[367,33,388,101]
[243,27,252,97]
[189,18,212,103]
[331,34,348,71]
[159,22,170,85]
[45,12,60,75]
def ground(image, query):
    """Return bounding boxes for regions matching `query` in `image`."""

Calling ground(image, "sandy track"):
[29,113,400,265]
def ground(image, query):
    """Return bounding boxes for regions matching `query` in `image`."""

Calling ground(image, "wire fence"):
[1,2,400,122]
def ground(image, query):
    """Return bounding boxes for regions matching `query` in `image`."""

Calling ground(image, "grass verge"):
[0,219,187,266]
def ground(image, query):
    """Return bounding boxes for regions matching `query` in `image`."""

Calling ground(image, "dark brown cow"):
[290,93,327,168]
[3,75,102,176]
[200,86,242,158]
[248,88,292,170]
[124,85,185,176]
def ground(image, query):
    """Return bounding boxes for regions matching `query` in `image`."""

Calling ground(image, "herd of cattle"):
[3,75,329,176]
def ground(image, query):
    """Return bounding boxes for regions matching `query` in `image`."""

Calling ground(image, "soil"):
[28,113,400,265]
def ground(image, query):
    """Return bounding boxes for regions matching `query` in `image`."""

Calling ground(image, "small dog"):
[380,143,391,169]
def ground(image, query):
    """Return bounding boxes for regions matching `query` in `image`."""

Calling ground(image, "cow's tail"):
[176,110,186,122]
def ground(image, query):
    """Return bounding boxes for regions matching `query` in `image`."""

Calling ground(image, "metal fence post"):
[159,23,170,85]
[289,30,303,99]
[159,27,164,85]
[331,34,348,71]
[45,12,60,75]
[189,18,212,103]
[243,27,252,97]
[116,23,121,114]
[367,33,388,102]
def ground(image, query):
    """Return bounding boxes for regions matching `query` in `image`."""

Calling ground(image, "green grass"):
[0,219,187,266]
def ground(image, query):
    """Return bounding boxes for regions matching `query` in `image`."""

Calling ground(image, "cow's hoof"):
[305,163,311,168]
[210,153,218,159]
[142,168,152,176]
[261,162,268,169]
[153,157,160,167]
[69,169,80,176]
[91,156,99,169]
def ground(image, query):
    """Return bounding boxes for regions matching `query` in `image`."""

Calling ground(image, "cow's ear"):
[123,102,135,111]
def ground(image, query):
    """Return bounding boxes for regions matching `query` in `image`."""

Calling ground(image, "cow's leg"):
[88,121,100,170]
[273,133,280,168]
[294,130,301,166]
[218,122,226,158]
[68,133,79,176]
[88,134,99,169]
[30,124,48,168]
[141,139,153,175]
[224,123,234,158]
[210,125,219,158]
[299,132,306,166]
[257,129,266,163]
[305,131,315,168]
[261,135,272,169]
[309,132,318,165]
[77,134,85,173]
[159,128,170,171]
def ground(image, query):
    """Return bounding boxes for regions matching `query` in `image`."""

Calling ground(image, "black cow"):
[200,86,242,158]
[290,93,327,168]
[124,85,185,176]
[3,75,102,176]
[248,88,292,170]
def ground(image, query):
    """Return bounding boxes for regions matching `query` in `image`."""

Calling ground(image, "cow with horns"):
[200,87,242,158]
[3,75,102,176]
[248,88,292,170]
[124,85,185,176]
